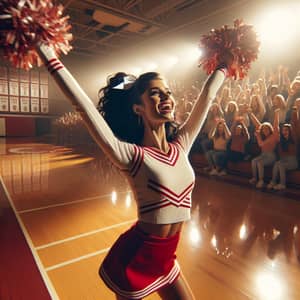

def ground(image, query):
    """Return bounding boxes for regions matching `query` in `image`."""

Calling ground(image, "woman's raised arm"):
[37,43,135,170]
[177,68,226,152]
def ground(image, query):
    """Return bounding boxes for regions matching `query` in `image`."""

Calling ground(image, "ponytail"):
[97,72,178,144]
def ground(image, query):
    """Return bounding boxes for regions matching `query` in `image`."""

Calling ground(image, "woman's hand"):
[219,51,235,69]
[254,129,260,137]
[274,108,281,113]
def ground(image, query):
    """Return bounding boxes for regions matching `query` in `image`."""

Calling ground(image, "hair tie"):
[112,75,136,90]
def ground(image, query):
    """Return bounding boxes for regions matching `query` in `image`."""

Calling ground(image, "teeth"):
[159,103,171,110]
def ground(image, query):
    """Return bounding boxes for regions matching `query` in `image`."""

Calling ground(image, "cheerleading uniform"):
[37,43,226,299]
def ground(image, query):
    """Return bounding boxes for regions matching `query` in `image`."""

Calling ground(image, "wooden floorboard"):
[1,138,300,300]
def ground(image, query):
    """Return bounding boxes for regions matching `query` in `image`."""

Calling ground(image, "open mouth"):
[158,102,173,114]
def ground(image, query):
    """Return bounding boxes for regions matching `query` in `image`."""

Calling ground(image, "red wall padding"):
[5,117,36,136]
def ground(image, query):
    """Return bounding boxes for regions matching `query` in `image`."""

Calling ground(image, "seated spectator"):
[265,84,279,120]
[224,101,239,128]
[237,103,250,127]
[218,86,232,112]
[206,119,231,176]
[291,99,300,156]
[198,103,224,155]
[286,80,300,122]
[249,109,280,188]
[267,117,298,190]
[232,84,242,100]
[249,94,266,122]
[271,94,287,124]
[228,117,250,162]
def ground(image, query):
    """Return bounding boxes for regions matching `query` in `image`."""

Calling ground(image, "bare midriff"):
[137,220,183,238]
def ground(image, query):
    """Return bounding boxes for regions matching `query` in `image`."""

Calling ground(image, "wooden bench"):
[191,153,300,191]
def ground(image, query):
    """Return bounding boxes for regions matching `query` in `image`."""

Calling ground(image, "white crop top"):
[37,44,226,224]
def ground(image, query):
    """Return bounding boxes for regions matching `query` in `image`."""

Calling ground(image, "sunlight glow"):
[111,190,117,205]
[255,271,285,300]
[165,56,179,67]
[130,67,142,75]
[189,225,201,246]
[211,235,217,248]
[239,223,247,240]
[256,5,299,51]
[125,193,131,208]
[145,62,158,71]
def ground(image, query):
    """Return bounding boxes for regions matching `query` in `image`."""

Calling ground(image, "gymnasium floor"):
[0,138,300,300]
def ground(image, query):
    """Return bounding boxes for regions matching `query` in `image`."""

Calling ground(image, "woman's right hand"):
[219,51,235,68]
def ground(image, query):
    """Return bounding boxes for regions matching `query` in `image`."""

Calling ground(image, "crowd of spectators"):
[53,65,300,190]
[178,66,300,190]
[52,112,93,147]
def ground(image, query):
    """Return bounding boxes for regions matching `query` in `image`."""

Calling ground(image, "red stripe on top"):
[148,180,194,198]
[147,185,194,205]
[139,199,170,210]
[50,65,64,74]
[130,146,143,177]
[172,140,184,152]
[144,144,179,166]
[140,202,172,214]
[46,58,57,67]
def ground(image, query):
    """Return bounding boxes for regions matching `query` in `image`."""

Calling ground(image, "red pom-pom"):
[0,0,72,70]
[199,19,260,79]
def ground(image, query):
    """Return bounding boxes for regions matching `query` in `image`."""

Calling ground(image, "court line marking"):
[0,176,59,300]
[45,248,110,271]
[36,219,136,250]
[18,191,131,214]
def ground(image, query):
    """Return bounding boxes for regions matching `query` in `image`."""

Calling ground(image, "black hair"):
[280,124,294,152]
[97,72,178,145]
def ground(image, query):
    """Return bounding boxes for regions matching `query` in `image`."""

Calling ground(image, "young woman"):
[267,125,298,190]
[271,94,287,124]
[224,101,239,128]
[248,109,280,188]
[228,117,250,162]
[206,119,231,176]
[198,102,224,159]
[36,43,230,300]
[249,94,266,123]
[218,86,232,112]
[267,106,299,190]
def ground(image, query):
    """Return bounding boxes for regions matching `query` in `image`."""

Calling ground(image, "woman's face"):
[272,95,280,108]
[262,125,271,137]
[282,126,290,139]
[228,103,235,113]
[223,87,230,98]
[251,84,259,94]
[235,125,242,135]
[138,78,176,125]
[251,97,258,111]
[217,123,224,134]
[210,104,218,114]
[270,87,278,98]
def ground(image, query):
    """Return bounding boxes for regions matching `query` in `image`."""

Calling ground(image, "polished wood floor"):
[1,138,300,300]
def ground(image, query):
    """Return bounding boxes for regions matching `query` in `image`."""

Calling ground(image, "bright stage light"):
[239,223,247,240]
[111,190,117,205]
[256,5,299,51]
[145,63,158,71]
[255,271,285,300]
[189,224,202,246]
[211,235,217,248]
[130,67,142,75]
[187,46,202,61]
[165,56,179,67]
[125,193,131,208]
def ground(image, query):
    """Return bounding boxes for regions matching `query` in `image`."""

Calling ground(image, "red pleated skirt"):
[99,224,180,299]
